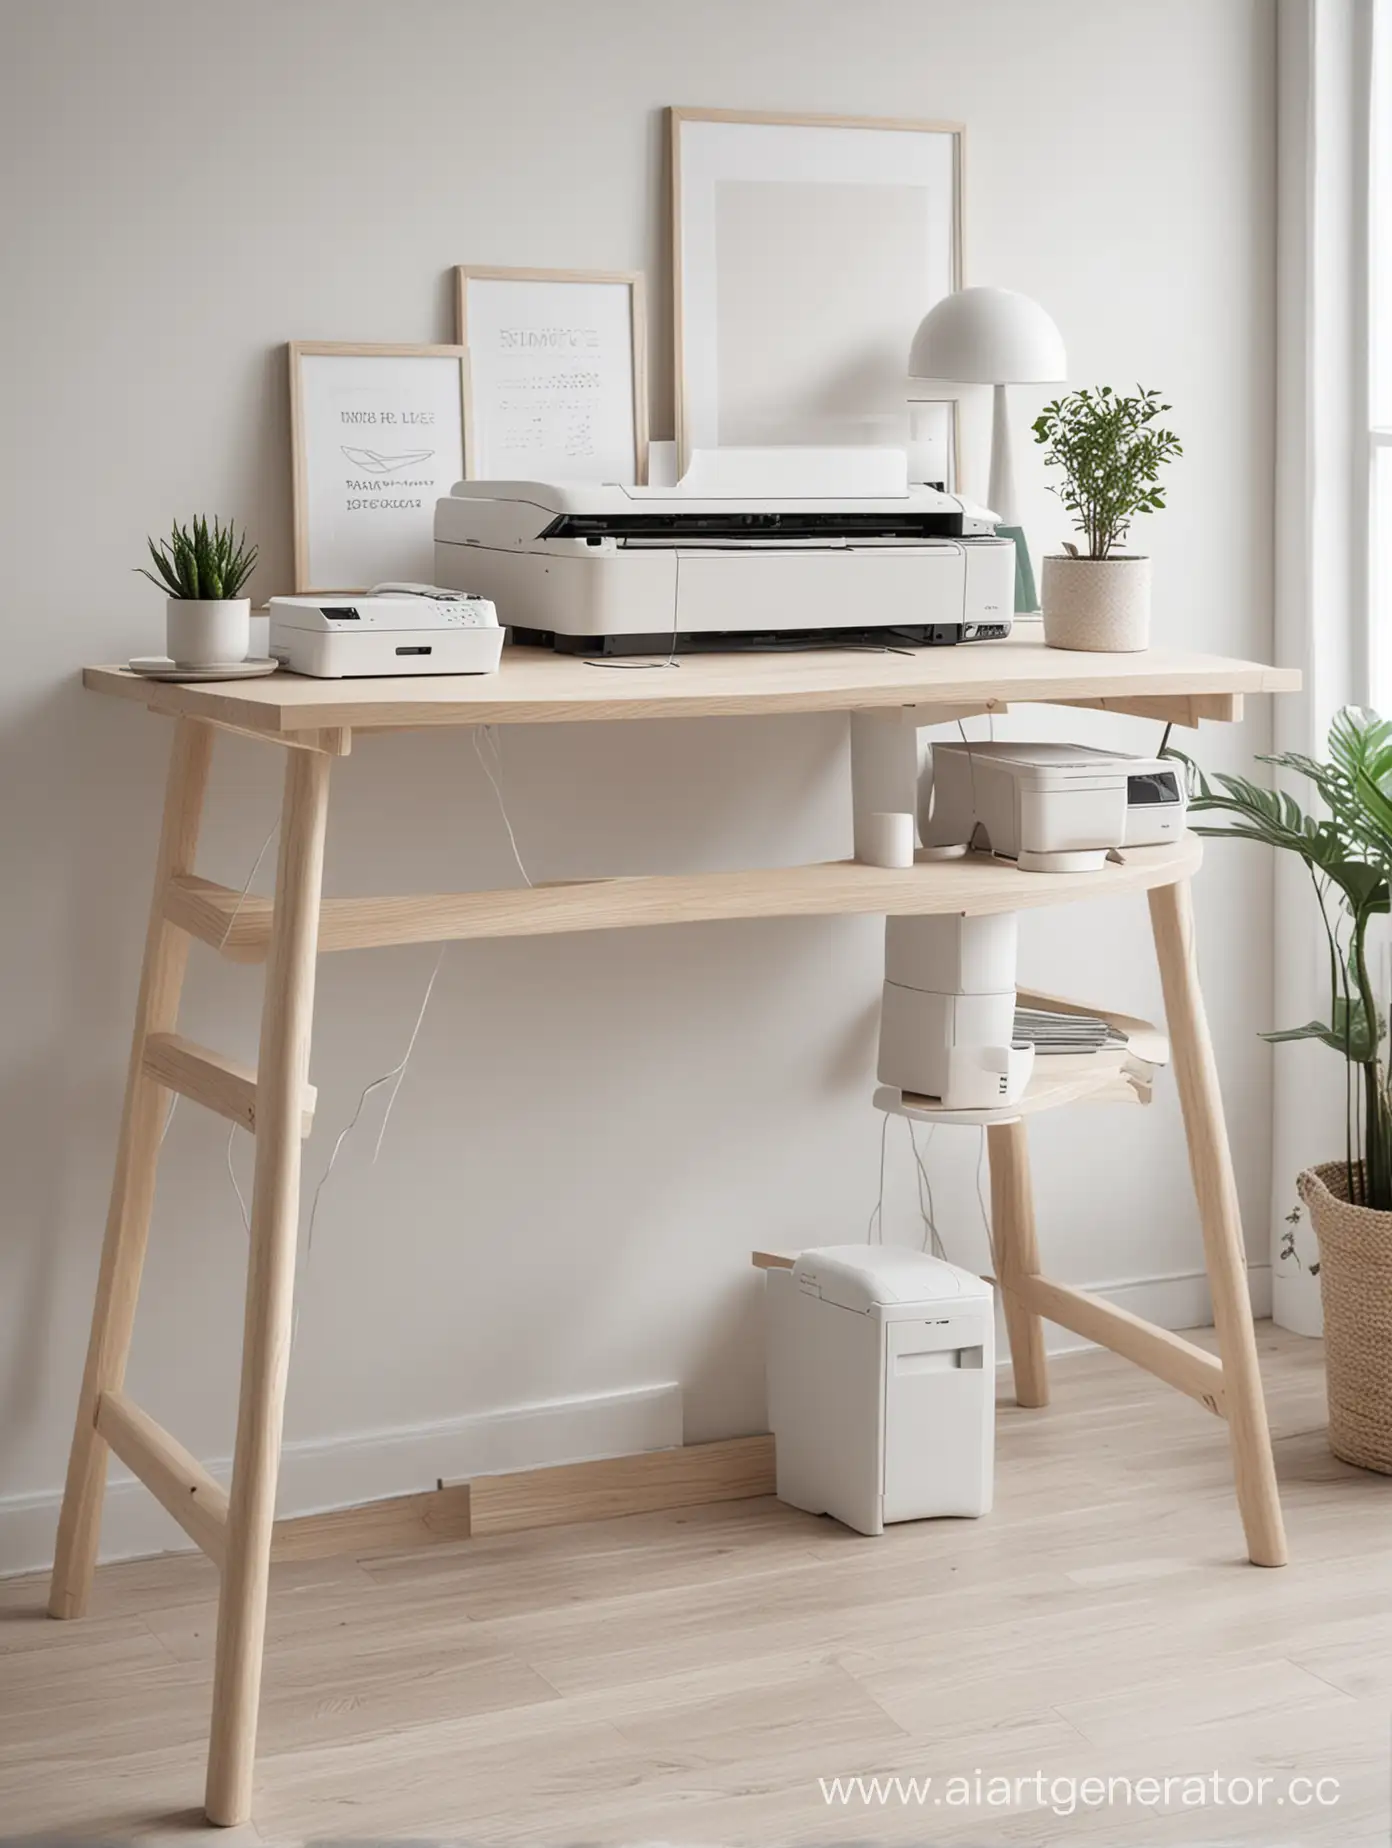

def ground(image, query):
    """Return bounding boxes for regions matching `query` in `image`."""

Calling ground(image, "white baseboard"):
[0,1381,682,1580]
[1,1261,1274,1581]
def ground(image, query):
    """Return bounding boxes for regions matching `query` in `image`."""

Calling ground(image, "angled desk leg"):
[1149,878,1288,1568]
[205,747,331,1827]
[49,717,215,1619]
[986,1121,1050,1408]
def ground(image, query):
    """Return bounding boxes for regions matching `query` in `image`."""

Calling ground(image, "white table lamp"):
[908,286,1066,525]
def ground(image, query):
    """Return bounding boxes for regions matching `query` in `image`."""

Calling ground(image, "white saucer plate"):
[127,656,280,682]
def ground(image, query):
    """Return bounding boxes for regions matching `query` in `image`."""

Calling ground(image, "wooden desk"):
[60,643,1298,1826]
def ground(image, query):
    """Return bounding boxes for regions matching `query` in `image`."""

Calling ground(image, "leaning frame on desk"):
[55,643,1297,1826]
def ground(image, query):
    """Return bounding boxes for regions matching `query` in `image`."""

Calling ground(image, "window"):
[1372,0,1392,704]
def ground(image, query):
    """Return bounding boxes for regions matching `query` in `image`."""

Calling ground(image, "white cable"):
[866,1111,890,1243]
[975,1127,998,1275]
[305,941,448,1258]
[907,1120,945,1259]
[371,943,448,1162]
[226,1123,250,1233]
[584,557,682,670]
[291,722,536,1344]
[158,1094,179,1145]
[472,726,533,887]
[218,817,280,952]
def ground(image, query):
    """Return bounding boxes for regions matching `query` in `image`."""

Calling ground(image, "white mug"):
[859,811,916,869]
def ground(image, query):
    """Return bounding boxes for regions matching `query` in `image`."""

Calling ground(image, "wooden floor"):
[3,1325,1390,1845]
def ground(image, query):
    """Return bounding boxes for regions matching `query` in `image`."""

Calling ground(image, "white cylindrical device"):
[877,912,1034,1109]
[860,810,916,869]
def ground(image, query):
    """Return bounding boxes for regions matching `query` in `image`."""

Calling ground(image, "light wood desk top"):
[84,641,1299,739]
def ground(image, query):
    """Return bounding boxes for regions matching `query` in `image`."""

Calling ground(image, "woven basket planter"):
[1297,1161,1392,1473]
[1040,555,1151,652]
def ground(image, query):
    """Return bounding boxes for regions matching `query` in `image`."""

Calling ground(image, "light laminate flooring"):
[2,1325,1389,1845]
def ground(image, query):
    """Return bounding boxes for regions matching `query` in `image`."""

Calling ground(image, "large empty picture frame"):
[289,342,467,593]
[456,266,648,484]
[671,109,963,471]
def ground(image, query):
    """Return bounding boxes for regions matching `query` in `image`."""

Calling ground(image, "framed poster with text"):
[288,342,467,593]
[455,267,648,485]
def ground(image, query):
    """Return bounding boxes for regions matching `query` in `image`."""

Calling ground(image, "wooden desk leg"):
[205,748,331,1826]
[987,1120,1050,1408]
[1149,878,1288,1568]
[49,718,215,1620]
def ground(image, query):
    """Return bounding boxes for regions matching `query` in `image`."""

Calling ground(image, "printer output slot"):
[540,510,969,541]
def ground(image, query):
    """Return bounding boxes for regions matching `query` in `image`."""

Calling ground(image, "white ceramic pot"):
[166,597,251,668]
[1040,555,1151,653]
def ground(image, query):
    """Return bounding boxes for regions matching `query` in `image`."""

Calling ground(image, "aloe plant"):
[137,516,257,600]
[1168,708,1392,1209]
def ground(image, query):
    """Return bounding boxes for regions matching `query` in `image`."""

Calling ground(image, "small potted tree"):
[138,516,258,668]
[1172,708,1392,1473]
[1032,385,1181,652]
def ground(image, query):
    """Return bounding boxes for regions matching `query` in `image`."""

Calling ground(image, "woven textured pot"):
[1040,554,1151,652]
[1297,1162,1392,1473]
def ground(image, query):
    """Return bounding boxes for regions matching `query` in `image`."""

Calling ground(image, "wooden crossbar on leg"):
[48,717,215,1619]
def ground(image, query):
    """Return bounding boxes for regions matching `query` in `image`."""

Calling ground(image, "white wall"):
[0,0,1277,1570]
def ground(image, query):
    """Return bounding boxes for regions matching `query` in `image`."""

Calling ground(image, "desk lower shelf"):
[874,989,1170,1127]
[169,837,1203,961]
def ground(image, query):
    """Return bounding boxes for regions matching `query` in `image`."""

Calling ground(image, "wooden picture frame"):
[669,108,964,472]
[288,341,467,594]
[454,266,648,485]
[288,336,467,587]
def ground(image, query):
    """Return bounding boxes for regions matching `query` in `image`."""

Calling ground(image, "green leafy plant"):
[1032,385,1182,559]
[1167,708,1392,1211]
[136,516,258,600]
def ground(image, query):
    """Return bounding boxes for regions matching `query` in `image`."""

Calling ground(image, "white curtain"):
[1271,0,1377,1331]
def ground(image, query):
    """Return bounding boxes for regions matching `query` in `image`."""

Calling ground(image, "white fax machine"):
[433,447,1015,655]
[268,587,502,678]
[921,741,1187,873]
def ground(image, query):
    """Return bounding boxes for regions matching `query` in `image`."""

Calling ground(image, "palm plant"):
[137,516,257,600]
[1167,708,1392,1210]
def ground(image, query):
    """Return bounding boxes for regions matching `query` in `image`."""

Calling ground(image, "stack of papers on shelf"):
[1012,1008,1127,1056]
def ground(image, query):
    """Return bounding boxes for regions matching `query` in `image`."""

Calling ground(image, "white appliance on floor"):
[766,1245,994,1535]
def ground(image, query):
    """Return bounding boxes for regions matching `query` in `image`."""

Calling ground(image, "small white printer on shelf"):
[767,1246,994,1535]
[434,447,1014,655]
[921,740,1187,872]
[268,585,501,678]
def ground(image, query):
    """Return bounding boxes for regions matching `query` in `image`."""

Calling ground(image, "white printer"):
[767,1246,994,1535]
[434,447,1015,654]
[268,587,502,678]
[921,740,1187,872]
